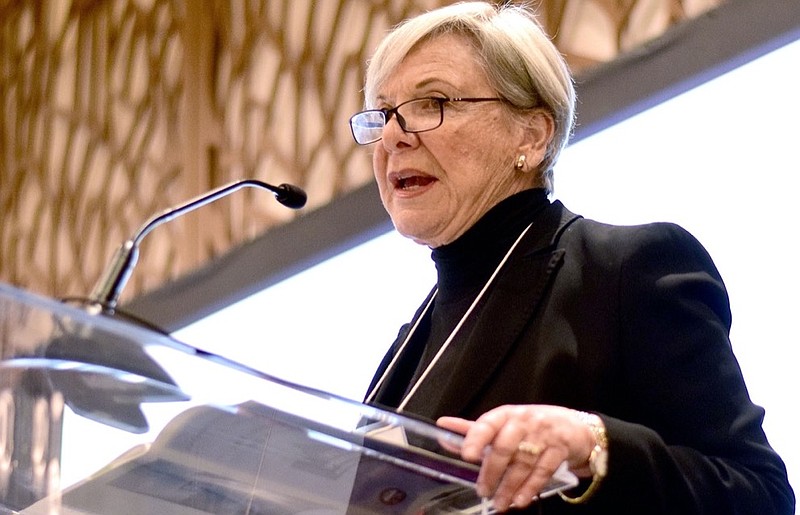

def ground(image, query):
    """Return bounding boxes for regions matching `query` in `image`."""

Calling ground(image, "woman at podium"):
[349,1,794,513]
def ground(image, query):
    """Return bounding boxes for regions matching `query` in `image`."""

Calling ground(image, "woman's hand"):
[437,405,597,512]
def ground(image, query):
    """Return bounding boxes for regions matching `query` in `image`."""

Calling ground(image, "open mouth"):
[391,172,436,191]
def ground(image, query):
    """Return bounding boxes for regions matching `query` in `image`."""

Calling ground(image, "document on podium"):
[22,401,576,514]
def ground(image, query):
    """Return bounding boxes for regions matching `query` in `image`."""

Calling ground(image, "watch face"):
[593,447,609,477]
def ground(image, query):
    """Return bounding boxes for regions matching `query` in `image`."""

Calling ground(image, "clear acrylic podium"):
[0,283,577,514]
[0,283,503,514]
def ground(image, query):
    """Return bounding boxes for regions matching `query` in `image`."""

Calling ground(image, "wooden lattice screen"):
[0,0,722,304]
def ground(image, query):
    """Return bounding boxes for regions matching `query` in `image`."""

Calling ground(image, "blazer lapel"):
[431,202,580,417]
[366,201,581,418]
[365,287,436,407]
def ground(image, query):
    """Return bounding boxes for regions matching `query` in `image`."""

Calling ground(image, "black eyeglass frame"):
[349,97,506,145]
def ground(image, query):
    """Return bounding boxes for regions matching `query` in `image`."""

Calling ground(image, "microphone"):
[272,182,308,209]
[89,179,307,310]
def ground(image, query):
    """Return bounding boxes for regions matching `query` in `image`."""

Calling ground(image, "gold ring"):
[517,441,543,457]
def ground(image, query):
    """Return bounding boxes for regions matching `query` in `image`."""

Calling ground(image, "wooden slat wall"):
[0,0,723,303]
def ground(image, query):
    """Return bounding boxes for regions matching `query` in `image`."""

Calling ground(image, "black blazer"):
[367,200,794,514]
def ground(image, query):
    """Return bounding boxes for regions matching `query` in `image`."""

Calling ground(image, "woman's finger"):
[509,445,566,509]
[436,415,472,435]
[489,443,548,511]
[473,416,530,497]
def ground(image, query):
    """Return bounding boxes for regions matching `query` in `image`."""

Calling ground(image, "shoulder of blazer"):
[522,199,583,252]
[550,200,584,244]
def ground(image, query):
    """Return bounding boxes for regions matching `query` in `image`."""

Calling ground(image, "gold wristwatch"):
[559,412,608,504]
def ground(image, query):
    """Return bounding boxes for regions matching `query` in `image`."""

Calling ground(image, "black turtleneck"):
[432,188,550,303]
[393,188,550,416]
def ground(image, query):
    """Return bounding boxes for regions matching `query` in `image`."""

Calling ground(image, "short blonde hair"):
[364,1,576,192]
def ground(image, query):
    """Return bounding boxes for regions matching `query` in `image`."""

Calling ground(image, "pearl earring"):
[515,154,527,172]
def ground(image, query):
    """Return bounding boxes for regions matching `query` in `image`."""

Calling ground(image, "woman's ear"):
[518,109,555,170]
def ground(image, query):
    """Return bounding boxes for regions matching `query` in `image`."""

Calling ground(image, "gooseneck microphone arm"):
[89,179,307,310]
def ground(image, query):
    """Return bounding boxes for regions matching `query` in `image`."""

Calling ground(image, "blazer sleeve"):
[590,223,794,514]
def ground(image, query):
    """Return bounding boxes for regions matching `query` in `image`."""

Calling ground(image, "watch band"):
[559,412,608,504]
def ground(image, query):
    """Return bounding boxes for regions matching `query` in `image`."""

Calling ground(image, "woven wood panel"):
[0,0,722,302]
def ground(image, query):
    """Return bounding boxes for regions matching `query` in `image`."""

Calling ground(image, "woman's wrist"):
[560,412,608,504]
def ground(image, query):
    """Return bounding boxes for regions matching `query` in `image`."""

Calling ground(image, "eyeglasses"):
[349,97,506,145]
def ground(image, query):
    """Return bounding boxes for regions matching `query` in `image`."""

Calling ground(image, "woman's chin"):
[392,221,438,247]
[397,228,454,248]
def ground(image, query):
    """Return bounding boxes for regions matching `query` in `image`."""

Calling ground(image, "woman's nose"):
[381,114,417,150]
